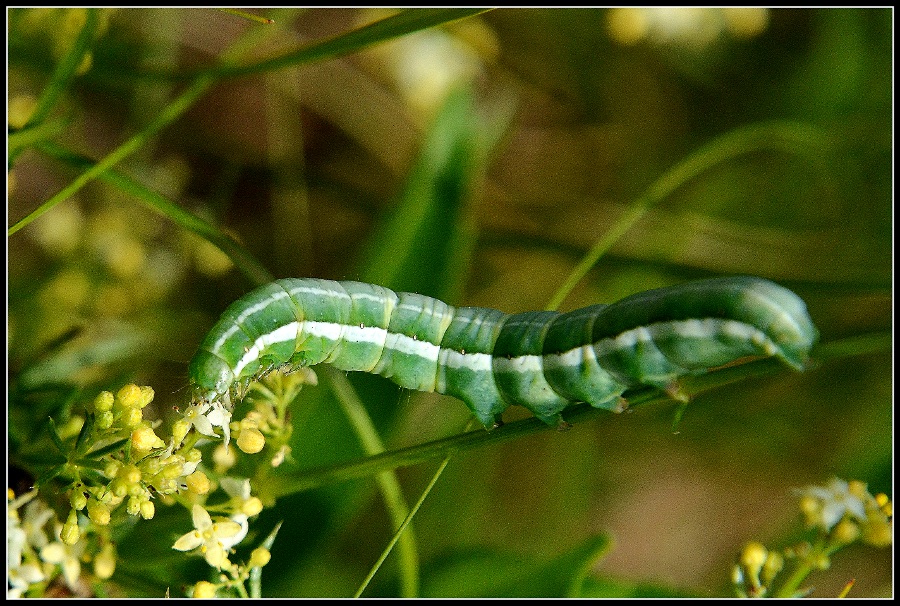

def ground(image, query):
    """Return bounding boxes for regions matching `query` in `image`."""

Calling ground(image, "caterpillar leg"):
[556,418,573,432]
[471,409,504,430]
[611,396,629,413]
[664,381,691,403]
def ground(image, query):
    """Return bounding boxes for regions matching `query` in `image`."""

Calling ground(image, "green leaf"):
[578,576,691,598]
[420,534,612,597]
[87,438,130,459]
[34,463,67,487]
[355,86,497,301]
[73,412,95,456]
[46,417,67,456]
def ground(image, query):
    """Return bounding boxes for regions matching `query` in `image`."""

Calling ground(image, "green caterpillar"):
[189,276,818,428]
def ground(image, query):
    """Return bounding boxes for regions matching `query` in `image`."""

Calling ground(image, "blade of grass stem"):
[24,9,98,128]
[354,454,454,598]
[249,521,283,598]
[133,9,493,82]
[325,367,420,598]
[9,9,289,238]
[34,142,273,286]
[8,76,213,237]
[545,121,831,311]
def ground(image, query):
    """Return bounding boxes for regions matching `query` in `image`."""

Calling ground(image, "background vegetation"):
[8,8,891,597]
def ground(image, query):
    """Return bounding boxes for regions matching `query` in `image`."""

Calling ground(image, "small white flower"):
[22,500,55,551]
[7,492,55,598]
[8,510,28,569]
[224,514,249,551]
[797,477,867,530]
[218,478,253,545]
[7,562,46,599]
[40,525,85,590]
[182,401,233,446]
[172,504,243,569]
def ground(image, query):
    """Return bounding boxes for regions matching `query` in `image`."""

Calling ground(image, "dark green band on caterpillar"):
[189,276,818,428]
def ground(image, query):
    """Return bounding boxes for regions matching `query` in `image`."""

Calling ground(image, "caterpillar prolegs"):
[188,276,818,429]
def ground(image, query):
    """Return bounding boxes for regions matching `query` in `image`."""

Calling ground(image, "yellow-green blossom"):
[181,401,233,446]
[796,477,867,531]
[172,504,244,569]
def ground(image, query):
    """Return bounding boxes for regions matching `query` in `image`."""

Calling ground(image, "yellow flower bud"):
[140,499,155,520]
[87,499,111,526]
[94,543,117,579]
[249,547,271,569]
[813,553,831,570]
[117,384,143,408]
[186,471,211,495]
[832,518,860,545]
[139,385,155,408]
[131,426,164,452]
[140,457,161,476]
[242,496,264,517]
[96,410,114,430]
[70,490,87,511]
[8,93,37,129]
[213,443,237,473]
[94,391,115,412]
[126,495,141,516]
[104,460,121,479]
[740,541,768,575]
[237,427,265,454]
[121,406,143,428]
[61,510,80,545]
[192,580,218,598]
[111,478,129,498]
[119,464,142,484]
[171,419,191,444]
[162,461,185,479]
[862,518,893,547]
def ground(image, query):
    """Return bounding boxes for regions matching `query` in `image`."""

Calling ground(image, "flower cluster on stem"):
[8,373,310,597]
[732,477,892,598]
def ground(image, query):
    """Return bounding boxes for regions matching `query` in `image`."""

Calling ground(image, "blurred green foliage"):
[8,8,891,598]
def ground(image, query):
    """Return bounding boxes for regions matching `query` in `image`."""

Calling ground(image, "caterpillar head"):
[189,348,235,405]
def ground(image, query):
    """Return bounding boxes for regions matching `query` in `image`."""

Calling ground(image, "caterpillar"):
[189,276,818,429]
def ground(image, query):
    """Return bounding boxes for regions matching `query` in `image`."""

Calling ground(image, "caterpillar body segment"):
[189,276,818,429]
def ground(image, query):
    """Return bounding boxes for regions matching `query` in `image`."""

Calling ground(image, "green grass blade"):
[354,454,454,598]
[146,9,494,81]
[24,9,98,128]
[8,76,213,237]
[33,142,273,286]
[545,121,831,311]
[326,367,420,598]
